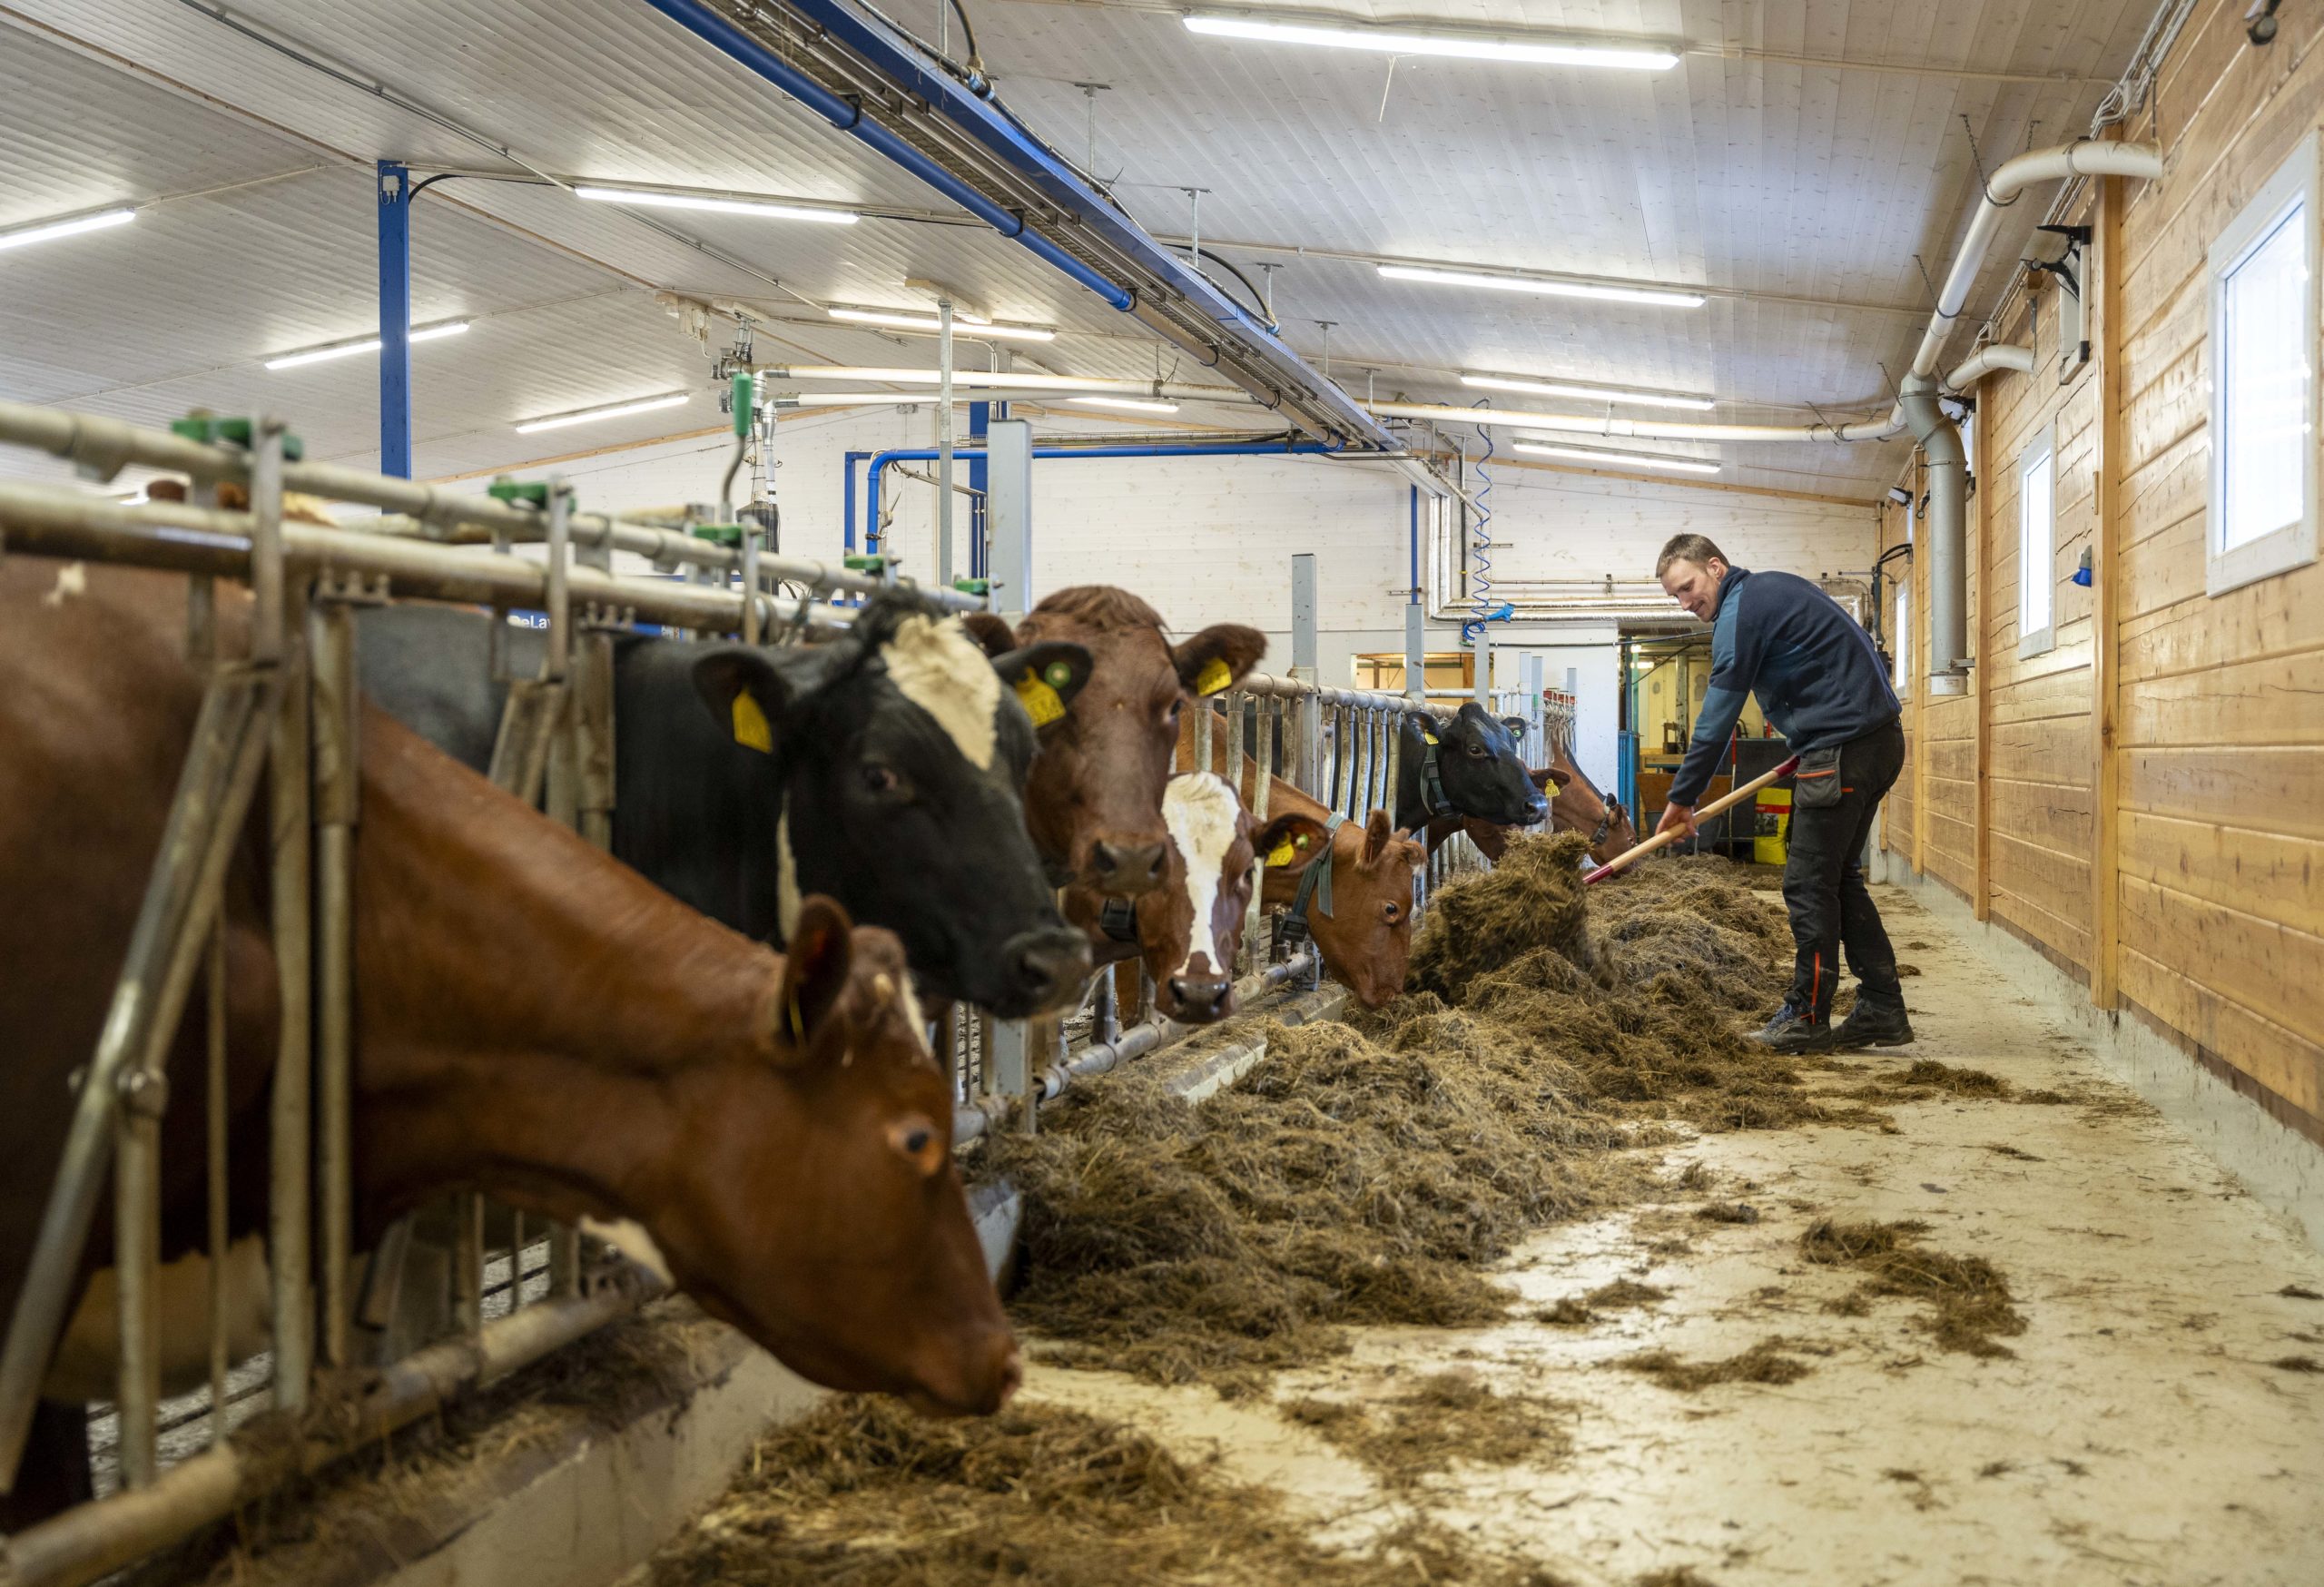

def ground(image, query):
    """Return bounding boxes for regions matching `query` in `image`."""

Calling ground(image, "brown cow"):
[1,562,1018,1521]
[968,587,1264,897]
[1175,715,1424,1008]
[1061,772,1329,1023]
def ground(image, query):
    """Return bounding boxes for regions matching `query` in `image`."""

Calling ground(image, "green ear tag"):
[1195,657,1234,696]
[1015,673,1066,727]
[732,693,774,753]
[1043,659,1075,689]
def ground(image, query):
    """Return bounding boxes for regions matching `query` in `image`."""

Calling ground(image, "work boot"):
[1751,1002,1837,1054]
[1835,989,1915,1050]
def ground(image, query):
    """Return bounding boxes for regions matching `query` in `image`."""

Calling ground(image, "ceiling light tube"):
[1514,440,1718,474]
[0,206,136,253]
[1184,15,1677,70]
[1462,373,1713,411]
[514,392,690,434]
[827,307,1055,341]
[1379,263,1703,309]
[266,320,469,370]
[572,185,858,224]
[1068,396,1180,414]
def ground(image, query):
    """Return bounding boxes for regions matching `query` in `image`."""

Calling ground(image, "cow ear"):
[1532,766,1571,792]
[1361,807,1395,863]
[1255,813,1331,872]
[992,642,1092,734]
[1501,715,1529,738]
[692,645,818,754]
[776,895,855,1060]
[1172,625,1265,698]
[959,611,1019,660]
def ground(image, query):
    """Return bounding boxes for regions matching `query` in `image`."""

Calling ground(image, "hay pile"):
[646,1396,1568,1587]
[1282,1370,1569,1488]
[984,835,1843,1392]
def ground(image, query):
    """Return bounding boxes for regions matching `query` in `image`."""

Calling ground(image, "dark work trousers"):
[1781,717,1906,1022]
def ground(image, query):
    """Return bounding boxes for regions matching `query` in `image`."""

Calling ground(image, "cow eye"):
[887,1115,943,1175]
[862,764,901,794]
[1382,901,1402,923]
[1465,741,1487,757]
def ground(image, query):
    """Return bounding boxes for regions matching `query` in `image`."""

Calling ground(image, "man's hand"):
[1656,802,1699,841]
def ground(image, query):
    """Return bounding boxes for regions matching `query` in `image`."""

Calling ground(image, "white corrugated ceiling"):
[0,0,2156,498]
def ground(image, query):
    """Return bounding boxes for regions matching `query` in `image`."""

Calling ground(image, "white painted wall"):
[443,407,1877,769]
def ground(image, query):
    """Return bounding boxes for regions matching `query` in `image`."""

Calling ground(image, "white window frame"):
[2018,423,2057,659]
[1893,577,1912,696]
[2207,131,2319,596]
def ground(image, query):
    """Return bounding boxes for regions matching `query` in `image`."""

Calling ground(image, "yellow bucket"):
[1753,784,1791,866]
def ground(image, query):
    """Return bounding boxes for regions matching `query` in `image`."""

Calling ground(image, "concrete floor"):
[1024,883,2324,1587]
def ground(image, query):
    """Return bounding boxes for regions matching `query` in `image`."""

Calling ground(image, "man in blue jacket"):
[1652,534,1911,1051]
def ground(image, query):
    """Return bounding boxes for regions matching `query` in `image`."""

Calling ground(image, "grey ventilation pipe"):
[1897,373,1969,695]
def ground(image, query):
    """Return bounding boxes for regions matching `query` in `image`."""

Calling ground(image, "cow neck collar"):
[1284,812,1347,939]
[1098,896,1138,943]
[1413,721,1452,819]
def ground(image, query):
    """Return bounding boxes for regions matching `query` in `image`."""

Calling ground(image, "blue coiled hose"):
[1462,417,1513,645]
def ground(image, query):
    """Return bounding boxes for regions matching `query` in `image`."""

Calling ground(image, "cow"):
[965,586,1265,897]
[0,562,1019,1523]
[358,589,1092,1018]
[1061,773,1328,1024]
[1435,744,1638,867]
[1176,716,1425,1009]
[1390,703,1550,834]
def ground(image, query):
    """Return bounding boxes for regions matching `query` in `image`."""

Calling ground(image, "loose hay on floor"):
[1280,1370,1569,1488]
[1614,1336,1816,1391]
[1799,1218,2027,1357]
[645,1397,1570,1587]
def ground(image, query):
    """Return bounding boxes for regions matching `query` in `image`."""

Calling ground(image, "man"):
[1652,533,1910,1052]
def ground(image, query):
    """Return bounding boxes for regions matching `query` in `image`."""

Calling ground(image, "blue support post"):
[842,450,865,556]
[967,402,990,579]
[377,163,413,478]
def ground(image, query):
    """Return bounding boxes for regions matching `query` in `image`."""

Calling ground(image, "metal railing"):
[0,402,982,1587]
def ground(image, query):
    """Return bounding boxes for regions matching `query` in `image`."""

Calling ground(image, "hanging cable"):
[1461,414,1512,645]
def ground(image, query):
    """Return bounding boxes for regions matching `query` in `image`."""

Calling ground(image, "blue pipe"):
[638,0,1132,311]
[842,449,867,556]
[863,440,1329,555]
[377,162,413,478]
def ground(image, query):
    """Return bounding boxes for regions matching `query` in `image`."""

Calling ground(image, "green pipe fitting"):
[169,415,306,462]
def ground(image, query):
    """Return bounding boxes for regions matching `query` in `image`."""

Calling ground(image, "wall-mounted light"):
[1068,396,1179,414]
[572,185,858,224]
[826,307,1057,341]
[1378,264,1703,309]
[514,392,690,434]
[1514,439,1718,474]
[1462,372,1713,410]
[1184,15,1677,70]
[0,206,136,253]
[266,320,469,370]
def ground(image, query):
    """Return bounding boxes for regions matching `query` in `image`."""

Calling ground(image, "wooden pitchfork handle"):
[1582,754,1800,885]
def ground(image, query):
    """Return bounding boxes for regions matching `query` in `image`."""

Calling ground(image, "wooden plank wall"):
[1885,0,2324,1143]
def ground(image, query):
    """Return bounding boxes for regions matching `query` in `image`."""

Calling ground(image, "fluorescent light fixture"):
[1378,263,1703,309]
[1462,372,1713,411]
[0,206,136,253]
[826,307,1056,341]
[573,184,857,224]
[1068,396,1180,414]
[1514,440,1718,474]
[1184,15,1676,70]
[514,392,690,434]
[266,320,469,370]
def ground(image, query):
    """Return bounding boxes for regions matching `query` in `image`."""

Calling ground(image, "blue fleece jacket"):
[1669,567,1901,808]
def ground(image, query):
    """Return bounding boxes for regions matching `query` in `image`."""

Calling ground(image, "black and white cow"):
[1392,702,1551,833]
[358,590,1093,1016]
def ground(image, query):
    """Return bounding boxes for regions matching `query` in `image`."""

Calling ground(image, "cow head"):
[1542,750,1637,866]
[970,586,1265,898]
[1267,808,1424,1009]
[653,899,1018,1415]
[691,590,1093,1018]
[1405,703,1550,828]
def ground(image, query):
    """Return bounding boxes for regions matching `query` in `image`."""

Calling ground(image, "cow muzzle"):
[991,928,1093,1018]
[1087,839,1167,895]
[1163,973,1235,1023]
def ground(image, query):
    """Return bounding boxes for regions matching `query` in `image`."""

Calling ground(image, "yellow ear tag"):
[1015,673,1066,727]
[1423,729,1439,746]
[732,693,774,754]
[1195,657,1234,696]
[1265,841,1294,866]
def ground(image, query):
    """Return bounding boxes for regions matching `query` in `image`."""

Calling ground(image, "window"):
[2209,132,2319,594]
[2019,425,2056,657]
[1893,579,1912,695]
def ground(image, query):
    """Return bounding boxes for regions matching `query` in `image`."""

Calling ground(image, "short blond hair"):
[1656,533,1727,578]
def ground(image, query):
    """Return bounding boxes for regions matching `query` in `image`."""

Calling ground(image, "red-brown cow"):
[1175,716,1424,1009]
[969,587,1264,897]
[1061,772,1329,1023]
[0,562,1018,1522]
